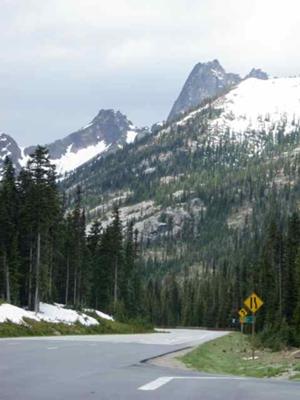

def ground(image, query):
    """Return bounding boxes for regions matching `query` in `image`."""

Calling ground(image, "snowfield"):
[51,141,110,175]
[0,302,113,326]
[175,76,300,152]
[211,77,300,135]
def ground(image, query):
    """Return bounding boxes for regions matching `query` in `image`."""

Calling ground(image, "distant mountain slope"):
[167,59,241,122]
[175,76,300,152]
[0,109,144,175]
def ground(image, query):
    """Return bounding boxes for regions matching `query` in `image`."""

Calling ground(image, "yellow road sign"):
[238,308,248,318]
[244,292,264,313]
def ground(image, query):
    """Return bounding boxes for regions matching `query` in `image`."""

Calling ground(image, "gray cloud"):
[1,0,300,145]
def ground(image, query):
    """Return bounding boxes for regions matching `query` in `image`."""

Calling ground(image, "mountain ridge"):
[60,74,300,244]
[167,59,268,122]
[0,109,145,175]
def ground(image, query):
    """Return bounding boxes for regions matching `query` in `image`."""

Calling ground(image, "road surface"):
[0,329,299,399]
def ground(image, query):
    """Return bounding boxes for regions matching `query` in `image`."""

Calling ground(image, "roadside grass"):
[180,332,300,379]
[290,373,300,380]
[0,314,153,338]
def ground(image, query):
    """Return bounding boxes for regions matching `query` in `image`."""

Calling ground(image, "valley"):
[1,60,300,394]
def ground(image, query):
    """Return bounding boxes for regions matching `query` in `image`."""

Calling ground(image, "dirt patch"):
[148,347,195,370]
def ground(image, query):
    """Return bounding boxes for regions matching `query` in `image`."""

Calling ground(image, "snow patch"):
[38,303,98,326]
[0,302,114,326]
[126,130,138,144]
[0,304,39,324]
[53,141,110,174]
[84,309,114,321]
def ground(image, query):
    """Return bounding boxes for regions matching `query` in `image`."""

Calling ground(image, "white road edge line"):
[138,377,174,391]
[47,347,58,350]
[138,376,247,391]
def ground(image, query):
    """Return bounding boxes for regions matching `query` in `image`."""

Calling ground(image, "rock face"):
[245,68,268,80]
[167,59,241,122]
[0,133,22,172]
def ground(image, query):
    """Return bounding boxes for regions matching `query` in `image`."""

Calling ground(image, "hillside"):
[59,74,300,333]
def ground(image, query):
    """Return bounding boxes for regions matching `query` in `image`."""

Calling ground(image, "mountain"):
[0,109,144,176]
[245,68,268,80]
[167,59,241,122]
[175,76,300,153]
[61,75,300,279]
[0,133,22,171]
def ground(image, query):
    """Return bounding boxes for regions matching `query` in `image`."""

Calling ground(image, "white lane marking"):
[139,377,174,391]
[47,346,58,350]
[6,342,21,345]
[138,376,247,391]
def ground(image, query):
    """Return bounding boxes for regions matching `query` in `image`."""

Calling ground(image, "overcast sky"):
[1,0,300,146]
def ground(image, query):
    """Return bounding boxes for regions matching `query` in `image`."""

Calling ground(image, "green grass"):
[0,314,153,338]
[290,373,300,380]
[180,333,300,379]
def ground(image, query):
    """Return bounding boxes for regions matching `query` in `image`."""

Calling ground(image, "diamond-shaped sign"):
[238,308,248,318]
[244,292,264,314]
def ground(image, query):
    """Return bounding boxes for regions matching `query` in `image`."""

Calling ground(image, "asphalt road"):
[0,329,299,400]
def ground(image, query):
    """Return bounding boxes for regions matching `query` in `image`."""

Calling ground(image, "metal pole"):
[252,312,255,360]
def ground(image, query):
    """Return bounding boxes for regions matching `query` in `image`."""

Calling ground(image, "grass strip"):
[180,332,300,379]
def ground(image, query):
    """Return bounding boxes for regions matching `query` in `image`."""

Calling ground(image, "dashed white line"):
[47,346,58,350]
[138,376,247,391]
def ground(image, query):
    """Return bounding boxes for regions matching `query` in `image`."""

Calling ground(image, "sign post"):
[238,308,248,334]
[243,292,264,360]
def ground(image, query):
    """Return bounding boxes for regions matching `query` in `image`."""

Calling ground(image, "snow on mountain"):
[0,133,22,171]
[0,302,113,326]
[212,77,300,133]
[175,76,300,152]
[1,109,143,177]
[24,109,141,176]
[52,141,110,174]
[126,128,138,144]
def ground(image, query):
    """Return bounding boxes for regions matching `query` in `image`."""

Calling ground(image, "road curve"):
[0,329,299,400]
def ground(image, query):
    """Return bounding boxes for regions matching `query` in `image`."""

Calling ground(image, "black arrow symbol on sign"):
[250,296,257,310]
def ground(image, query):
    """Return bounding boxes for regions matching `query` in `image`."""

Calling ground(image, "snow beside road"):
[38,303,98,326]
[0,302,113,326]
[0,304,39,324]
[84,308,114,321]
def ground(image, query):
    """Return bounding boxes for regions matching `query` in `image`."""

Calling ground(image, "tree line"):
[144,209,300,348]
[0,147,142,319]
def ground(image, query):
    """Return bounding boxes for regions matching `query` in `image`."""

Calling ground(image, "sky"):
[1,0,300,146]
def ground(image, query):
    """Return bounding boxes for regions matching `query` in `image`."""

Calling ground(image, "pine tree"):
[0,157,19,303]
[26,146,60,311]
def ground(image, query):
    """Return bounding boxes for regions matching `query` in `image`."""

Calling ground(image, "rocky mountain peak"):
[167,59,241,122]
[0,109,142,177]
[0,132,22,171]
[245,68,268,80]
[22,108,140,175]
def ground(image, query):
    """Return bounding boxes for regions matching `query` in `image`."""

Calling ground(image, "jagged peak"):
[245,68,268,80]
[167,59,241,122]
[0,132,16,142]
[92,109,130,123]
